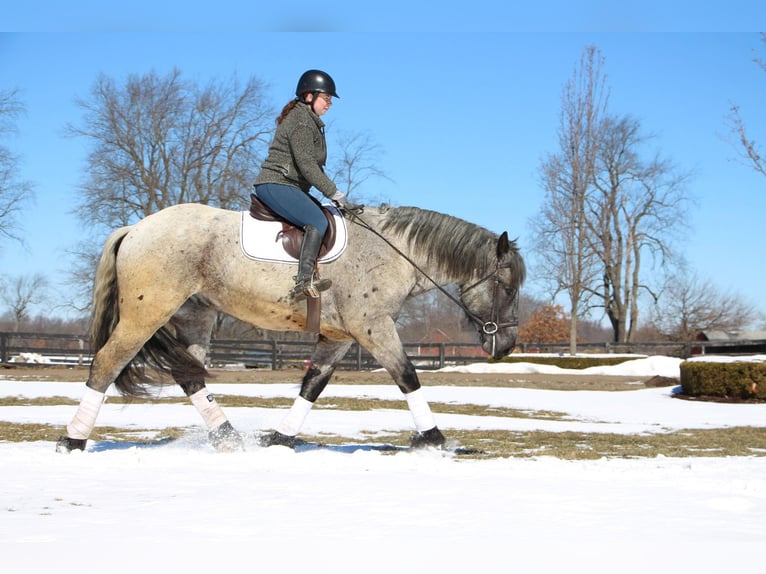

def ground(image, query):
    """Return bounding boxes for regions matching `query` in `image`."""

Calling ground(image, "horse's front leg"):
[353,317,446,449]
[259,336,352,448]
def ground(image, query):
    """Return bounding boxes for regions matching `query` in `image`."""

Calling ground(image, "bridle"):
[349,211,519,354]
[460,261,520,356]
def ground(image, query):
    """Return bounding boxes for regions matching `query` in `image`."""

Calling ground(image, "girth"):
[249,193,337,260]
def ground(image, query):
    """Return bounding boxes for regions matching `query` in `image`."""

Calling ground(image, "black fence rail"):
[208,339,488,371]
[2,331,765,370]
[0,332,90,366]
[0,332,488,371]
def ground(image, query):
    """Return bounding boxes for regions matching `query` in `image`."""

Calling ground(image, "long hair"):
[276,99,299,125]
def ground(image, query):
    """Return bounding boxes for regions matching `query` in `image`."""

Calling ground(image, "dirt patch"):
[0,364,671,391]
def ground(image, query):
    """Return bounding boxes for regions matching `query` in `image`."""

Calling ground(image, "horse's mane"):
[380,206,510,281]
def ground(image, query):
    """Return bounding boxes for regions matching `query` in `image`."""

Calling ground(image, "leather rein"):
[348,211,519,349]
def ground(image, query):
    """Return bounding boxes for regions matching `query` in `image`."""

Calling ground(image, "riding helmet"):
[295,69,340,99]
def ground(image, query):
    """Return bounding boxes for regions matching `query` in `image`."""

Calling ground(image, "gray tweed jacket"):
[255,101,337,198]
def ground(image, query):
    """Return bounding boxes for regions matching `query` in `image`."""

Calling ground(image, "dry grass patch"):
[0,394,568,421]
[3,422,765,460]
[0,421,188,443]
[0,396,79,407]
[5,376,763,460]
[276,427,766,459]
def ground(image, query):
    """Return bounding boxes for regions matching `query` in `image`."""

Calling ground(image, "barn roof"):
[698,330,766,341]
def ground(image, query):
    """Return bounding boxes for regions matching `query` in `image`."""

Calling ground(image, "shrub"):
[680,361,765,400]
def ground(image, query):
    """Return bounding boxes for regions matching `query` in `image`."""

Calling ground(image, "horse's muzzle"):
[480,328,517,360]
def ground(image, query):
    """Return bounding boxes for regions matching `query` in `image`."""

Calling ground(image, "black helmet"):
[295,69,339,99]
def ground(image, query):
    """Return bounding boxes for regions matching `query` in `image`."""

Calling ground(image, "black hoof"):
[258,430,297,449]
[410,427,446,449]
[56,436,87,453]
[208,421,244,452]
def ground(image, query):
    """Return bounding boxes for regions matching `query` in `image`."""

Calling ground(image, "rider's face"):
[308,92,333,116]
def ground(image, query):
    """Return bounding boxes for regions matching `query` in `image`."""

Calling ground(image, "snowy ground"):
[2,356,766,573]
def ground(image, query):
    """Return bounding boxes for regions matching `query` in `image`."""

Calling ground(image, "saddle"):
[249,193,337,260]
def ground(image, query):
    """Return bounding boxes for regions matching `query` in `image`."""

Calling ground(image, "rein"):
[347,211,518,350]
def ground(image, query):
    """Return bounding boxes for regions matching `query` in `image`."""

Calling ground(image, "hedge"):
[679,361,765,400]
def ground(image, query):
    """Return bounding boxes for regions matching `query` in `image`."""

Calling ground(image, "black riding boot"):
[291,224,332,300]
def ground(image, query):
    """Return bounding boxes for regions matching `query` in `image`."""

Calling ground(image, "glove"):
[329,190,348,207]
[330,190,364,215]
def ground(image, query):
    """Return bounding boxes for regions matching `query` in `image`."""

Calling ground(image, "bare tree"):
[0,88,34,249]
[587,115,690,342]
[726,33,765,179]
[533,46,691,348]
[61,239,101,314]
[67,68,275,231]
[396,286,481,344]
[0,274,49,332]
[651,269,758,340]
[396,291,437,342]
[64,69,275,309]
[530,45,609,354]
[329,129,391,203]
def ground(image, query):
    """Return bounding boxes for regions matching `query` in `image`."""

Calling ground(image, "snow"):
[7,352,52,364]
[2,356,766,573]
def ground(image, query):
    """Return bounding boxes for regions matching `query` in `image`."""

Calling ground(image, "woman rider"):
[253,69,359,300]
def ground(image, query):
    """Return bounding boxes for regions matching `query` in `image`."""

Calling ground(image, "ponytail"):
[276,99,300,125]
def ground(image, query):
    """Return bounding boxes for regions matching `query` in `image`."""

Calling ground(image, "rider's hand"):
[330,190,363,215]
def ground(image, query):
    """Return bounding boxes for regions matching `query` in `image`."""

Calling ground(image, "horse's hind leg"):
[260,336,352,448]
[171,298,243,451]
[56,318,169,452]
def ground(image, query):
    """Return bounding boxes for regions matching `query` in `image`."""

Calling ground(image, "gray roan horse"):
[56,203,525,452]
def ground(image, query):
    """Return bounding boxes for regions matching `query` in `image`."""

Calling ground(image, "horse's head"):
[459,232,525,360]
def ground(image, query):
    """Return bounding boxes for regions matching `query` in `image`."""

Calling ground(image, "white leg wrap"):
[189,389,228,430]
[405,388,437,432]
[276,396,314,437]
[66,387,106,440]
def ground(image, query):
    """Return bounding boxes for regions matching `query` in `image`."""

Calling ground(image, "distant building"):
[694,330,766,355]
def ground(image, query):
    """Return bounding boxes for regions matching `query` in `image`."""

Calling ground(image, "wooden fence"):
[2,331,765,370]
[0,332,489,370]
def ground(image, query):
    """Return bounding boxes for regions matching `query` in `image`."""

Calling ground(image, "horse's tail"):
[90,226,208,398]
[90,226,131,359]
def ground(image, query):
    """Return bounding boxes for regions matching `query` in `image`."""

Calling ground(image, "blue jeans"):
[253,183,328,236]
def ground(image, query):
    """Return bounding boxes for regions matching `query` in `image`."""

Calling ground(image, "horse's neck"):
[394,236,481,290]
[369,206,493,287]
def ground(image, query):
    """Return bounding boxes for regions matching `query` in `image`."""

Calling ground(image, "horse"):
[56,202,525,452]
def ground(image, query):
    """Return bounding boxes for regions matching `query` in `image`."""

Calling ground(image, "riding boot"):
[291,224,332,300]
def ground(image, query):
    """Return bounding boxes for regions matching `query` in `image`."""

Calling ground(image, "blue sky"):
[2,10,766,321]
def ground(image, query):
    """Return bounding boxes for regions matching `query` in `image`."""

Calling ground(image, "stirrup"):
[291,276,332,301]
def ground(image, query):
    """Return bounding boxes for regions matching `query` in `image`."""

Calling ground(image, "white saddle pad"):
[240,206,348,264]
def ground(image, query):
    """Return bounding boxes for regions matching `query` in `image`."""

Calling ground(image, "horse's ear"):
[496,231,510,259]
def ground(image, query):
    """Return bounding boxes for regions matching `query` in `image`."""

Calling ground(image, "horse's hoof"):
[258,430,297,449]
[410,427,446,449]
[208,421,244,452]
[56,436,87,453]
